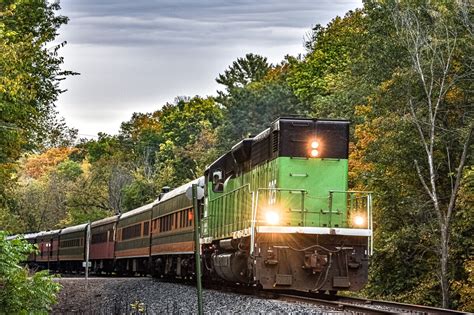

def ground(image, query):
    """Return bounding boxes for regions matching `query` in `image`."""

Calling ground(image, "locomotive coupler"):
[264,247,278,265]
[303,250,327,273]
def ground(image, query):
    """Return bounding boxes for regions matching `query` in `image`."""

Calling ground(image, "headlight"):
[353,215,365,227]
[309,139,320,157]
[265,210,280,225]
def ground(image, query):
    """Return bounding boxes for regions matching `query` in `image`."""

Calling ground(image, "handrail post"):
[328,191,333,227]
[250,191,257,255]
[301,191,305,226]
[369,193,373,255]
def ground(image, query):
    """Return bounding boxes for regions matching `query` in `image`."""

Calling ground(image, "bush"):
[0,231,61,313]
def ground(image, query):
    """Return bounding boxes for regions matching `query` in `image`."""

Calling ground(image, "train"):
[12,117,373,293]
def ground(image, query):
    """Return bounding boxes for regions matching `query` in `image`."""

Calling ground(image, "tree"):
[0,0,75,163]
[216,53,271,95]
[392,1,473,307]
[0,0,76,225]
[156,96,223,185]
[287,10,367,120]
[0,231,61,312]
[217,58,306,149]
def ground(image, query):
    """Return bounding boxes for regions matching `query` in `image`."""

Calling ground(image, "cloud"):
[55,0,362,136]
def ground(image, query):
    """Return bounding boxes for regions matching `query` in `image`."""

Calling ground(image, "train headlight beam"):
[353,215,365,227]
[264,210,280,225]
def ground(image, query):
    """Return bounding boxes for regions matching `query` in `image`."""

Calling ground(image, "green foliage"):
[287,10,368,120]
[56,159,83,180]
[0,231,61,313]
[217,57,307,149]
[122,177,158,212]
[0,0,76,230]
[216,53,271,95]
[0,0,76,161]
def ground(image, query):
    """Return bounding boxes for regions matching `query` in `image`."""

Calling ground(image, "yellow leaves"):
[445,86,463,104]
[22,147,77,179]
[452,259,474,312]
[80,159,91,176]
[354,104,372,116]
[379,78,396,92]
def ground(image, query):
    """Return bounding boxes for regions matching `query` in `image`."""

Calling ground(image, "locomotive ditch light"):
[353,214,365,227]
[264,209,280,225]
[309,139,320,157]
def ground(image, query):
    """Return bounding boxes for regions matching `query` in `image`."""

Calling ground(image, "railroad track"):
[54,276,468,314]
[276,293,469,315]
[203,281,469,314]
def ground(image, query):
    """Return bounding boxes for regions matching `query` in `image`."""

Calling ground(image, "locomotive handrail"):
[249,187,308,255]
[329,190,374,193]
[328,190,373,255]
[256,187,307,193]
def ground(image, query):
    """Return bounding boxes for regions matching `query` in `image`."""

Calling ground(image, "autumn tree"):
[0,0,75,226]
[391,1,473,307]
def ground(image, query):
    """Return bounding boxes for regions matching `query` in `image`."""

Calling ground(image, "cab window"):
[212,170,224,192]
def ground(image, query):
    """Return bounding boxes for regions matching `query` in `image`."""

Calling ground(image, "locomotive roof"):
[158,176,205,203]
[120,201,155,219]
[205,117,350,173]
[91,214,119,227]
[60,223,88,235]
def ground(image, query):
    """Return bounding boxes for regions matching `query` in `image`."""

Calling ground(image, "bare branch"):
[446,125,473,222]
[409,98,430,156]
[414,159,434,201]
[446,146,454,194]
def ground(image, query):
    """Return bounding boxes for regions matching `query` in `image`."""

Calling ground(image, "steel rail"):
[273,291,468,315]
[335,296,468,315]
[277,294,398,315]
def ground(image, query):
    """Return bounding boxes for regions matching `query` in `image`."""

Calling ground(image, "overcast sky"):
[54,0,362,138]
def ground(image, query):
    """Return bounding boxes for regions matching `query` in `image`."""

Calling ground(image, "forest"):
[0,0,472,311]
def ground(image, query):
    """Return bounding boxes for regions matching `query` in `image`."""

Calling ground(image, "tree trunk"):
[440,223,449,308]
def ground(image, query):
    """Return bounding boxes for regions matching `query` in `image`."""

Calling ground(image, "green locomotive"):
[202,117,372,292]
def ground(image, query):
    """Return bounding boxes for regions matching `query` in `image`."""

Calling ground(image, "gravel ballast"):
[52,277,343,314]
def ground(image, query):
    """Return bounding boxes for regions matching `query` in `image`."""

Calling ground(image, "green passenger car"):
[58,223,87,272]
[115,203,153,274]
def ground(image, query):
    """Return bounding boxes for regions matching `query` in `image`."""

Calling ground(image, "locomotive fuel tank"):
[212,251,249,283]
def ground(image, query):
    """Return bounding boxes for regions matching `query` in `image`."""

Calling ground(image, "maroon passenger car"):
[36,229,60,270]
[90,215,119,273]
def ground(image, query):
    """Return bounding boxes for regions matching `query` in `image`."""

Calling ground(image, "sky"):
[54,0,363,138]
